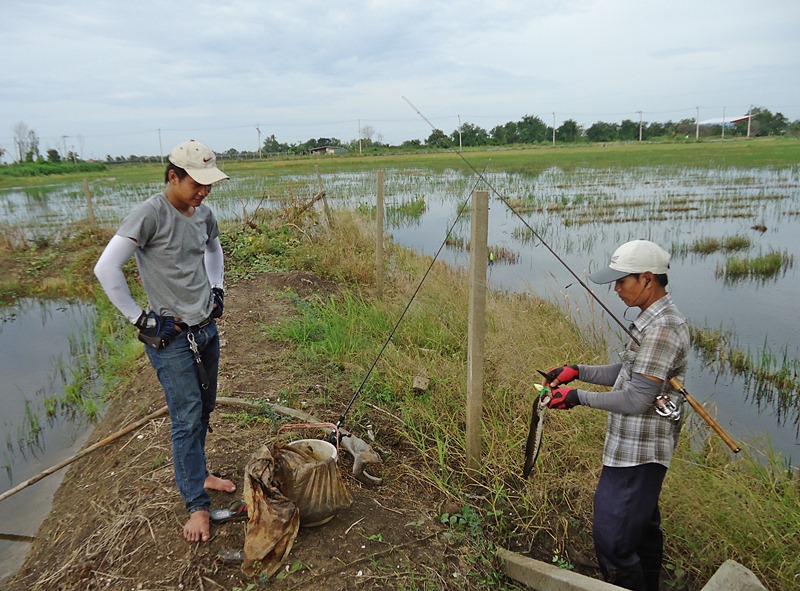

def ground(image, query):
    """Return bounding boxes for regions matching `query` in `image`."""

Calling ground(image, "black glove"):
[547,364,579,385]
[134,311,181,350]
[211,287,225,319]
[547,387,580,410]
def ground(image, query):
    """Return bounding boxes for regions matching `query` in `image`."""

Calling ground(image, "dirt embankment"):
[5,271,489,591]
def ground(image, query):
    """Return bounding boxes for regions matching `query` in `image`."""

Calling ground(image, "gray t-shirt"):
[117,192,219,325]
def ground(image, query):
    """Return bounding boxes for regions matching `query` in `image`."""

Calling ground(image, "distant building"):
[310,145,346,155]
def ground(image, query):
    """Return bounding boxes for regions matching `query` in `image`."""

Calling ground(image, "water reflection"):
[0,299,98,582]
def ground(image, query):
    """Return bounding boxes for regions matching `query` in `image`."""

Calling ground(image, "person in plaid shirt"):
[545,239,690,591]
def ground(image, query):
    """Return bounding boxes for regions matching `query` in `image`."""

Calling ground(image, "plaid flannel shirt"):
[603,294,690,468]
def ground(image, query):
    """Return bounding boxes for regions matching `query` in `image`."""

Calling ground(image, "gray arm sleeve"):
[577,363,622,386]
[205,236,224,288]
[576,373,662,414]
[94,235,142,322]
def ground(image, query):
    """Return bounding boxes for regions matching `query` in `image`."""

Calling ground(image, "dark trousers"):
[593,463,667,591]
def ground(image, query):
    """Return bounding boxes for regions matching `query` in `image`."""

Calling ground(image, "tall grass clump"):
[666,434,800,590]
[691,326,800,427]
[716,249,794,282]
[386,195,427,225]
[683,234,751,256]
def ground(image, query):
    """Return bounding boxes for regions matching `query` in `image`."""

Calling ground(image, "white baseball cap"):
[168,140,230,185]
[589,239,671,284]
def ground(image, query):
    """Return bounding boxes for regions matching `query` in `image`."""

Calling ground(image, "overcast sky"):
[2,0,799,161]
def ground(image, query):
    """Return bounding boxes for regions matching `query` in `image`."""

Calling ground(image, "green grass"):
[216,137,800,180]
[717,249,794,282]
[3,137,799,191]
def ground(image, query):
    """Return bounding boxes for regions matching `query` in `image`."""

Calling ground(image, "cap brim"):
[186,168,230,185]
[588,266,630,284]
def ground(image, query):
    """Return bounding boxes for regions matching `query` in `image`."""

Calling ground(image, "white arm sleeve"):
[205,236,224,288]
[94,235,142,323]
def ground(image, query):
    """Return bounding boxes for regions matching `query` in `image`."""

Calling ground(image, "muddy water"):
[0,300,97,582]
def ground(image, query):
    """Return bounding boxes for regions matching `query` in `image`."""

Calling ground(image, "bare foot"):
[184,510,211,543]
[204,474,236,493]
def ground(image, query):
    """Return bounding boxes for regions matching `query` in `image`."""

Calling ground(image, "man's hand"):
[135,311,181,350]
[211,287,225,319]
[547,364,579,386]
[547,387,580,410]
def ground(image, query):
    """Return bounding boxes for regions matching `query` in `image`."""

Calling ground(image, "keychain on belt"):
[187,332,210,390]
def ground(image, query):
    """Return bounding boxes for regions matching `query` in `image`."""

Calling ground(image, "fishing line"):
[402,96,640,346]
[333,162,492,431]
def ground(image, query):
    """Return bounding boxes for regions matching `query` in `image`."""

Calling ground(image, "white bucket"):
[286,438,338,462]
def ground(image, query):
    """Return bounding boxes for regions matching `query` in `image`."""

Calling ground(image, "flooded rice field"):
[1,163,799,578]
[0,299,98,579]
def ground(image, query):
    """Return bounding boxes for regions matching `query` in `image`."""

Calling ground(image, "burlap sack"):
[272,439,353,527]
[242,444,300,577]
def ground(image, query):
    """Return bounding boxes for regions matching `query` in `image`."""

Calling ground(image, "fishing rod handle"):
[668,377,741,453]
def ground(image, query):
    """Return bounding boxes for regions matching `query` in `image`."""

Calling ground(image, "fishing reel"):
[654,395,681,422]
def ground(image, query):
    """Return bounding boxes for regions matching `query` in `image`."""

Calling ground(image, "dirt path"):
[5,272,479,591]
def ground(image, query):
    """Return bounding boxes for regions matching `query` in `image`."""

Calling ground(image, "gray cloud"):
[1,0,798,159]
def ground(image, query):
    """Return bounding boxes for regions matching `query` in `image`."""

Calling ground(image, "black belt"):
[185,316,213,332]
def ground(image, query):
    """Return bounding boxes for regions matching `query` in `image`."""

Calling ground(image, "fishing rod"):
[403,96,740,454]
[332,163,491,434]
[402,96,640,346]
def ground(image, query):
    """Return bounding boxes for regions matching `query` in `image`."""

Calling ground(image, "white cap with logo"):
[589,239,671,284]
[168,140,230,185]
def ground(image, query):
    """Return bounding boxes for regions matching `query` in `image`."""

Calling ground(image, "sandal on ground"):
[210,500,247,525]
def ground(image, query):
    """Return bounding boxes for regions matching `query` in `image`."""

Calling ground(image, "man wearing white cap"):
[544,239,690,591]
[94,140,233,543]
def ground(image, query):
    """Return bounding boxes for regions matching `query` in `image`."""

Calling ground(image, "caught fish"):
[523,383,551,478]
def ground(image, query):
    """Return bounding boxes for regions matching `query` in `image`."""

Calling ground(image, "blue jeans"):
[593,463,667,591]
[145,321,220,514]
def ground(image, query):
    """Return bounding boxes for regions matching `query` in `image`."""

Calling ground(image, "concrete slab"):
[497,547,627,591]
[700,560,768,591]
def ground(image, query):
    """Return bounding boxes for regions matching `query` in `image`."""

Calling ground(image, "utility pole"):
[158,129,164,165]
[722,107,726,140]
[458,115,462,150]
[552,112,556,145]
[358,119,362,155]
[256,125,262,159]
[695,107,700,140]
[637,111,643,141]
[61,135,68,159]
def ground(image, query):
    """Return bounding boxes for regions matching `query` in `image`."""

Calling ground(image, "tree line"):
[4,106,799,165]
[247,106,800,156]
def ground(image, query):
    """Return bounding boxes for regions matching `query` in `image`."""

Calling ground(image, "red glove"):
[547,387,580,410]
[548,365,579,385]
